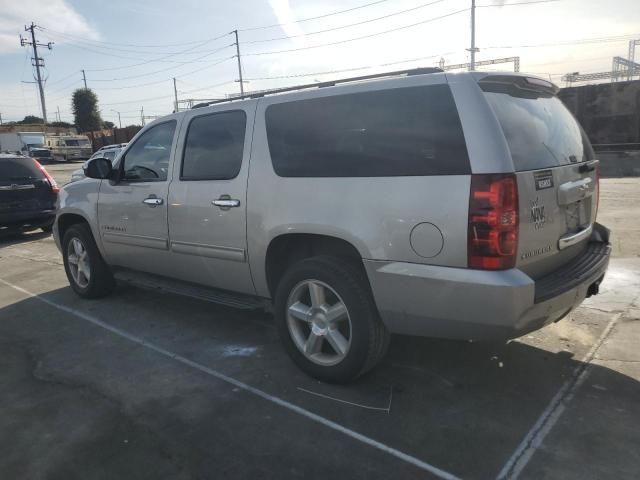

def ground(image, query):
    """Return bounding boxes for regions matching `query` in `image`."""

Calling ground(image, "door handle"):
[143,196,163,207]
[212,195,240,209]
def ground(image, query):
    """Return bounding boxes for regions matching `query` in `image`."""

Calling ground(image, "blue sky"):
[0,0,638,125]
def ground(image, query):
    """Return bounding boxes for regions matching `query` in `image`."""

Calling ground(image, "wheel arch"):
[56,211,104,255]
[264,233,368,298]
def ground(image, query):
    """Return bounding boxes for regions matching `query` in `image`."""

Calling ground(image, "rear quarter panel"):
[247,74,472,298]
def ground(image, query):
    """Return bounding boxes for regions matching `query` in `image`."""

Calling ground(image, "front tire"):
[275,256,389,383]
[62,224,115,298]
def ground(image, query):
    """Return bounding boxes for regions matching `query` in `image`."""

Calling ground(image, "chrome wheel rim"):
[286,280,352,366]
[66,237,91,288]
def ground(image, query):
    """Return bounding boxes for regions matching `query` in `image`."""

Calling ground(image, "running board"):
[113,269,268,311]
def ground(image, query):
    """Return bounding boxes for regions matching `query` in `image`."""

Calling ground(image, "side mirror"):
[84,157,113,179]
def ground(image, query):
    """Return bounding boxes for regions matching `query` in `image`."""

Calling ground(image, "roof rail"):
[193,66,443,108]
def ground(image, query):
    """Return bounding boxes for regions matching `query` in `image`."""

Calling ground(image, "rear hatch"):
[480,75,598,278]
[0,156,57,216]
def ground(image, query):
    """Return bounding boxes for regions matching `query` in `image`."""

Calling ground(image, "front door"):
[166,106,255,295]
[98,120,178,276]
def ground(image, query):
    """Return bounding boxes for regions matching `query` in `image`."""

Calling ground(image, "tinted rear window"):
[265,84,470,177]
[0,158,43,182]
[482,82,594,171]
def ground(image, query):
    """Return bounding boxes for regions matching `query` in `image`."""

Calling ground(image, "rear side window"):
[181,111,246,180]
[481,81,594,171]
[265,84,470,177]
[0,158,44,182]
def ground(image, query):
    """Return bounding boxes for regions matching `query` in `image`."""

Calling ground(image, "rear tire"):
[62,223,115,298]
[275,256,389,383]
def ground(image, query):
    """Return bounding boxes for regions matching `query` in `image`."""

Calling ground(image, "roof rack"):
[193,67,443,109]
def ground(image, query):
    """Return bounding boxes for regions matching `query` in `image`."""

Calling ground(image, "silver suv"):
[53,70,611,383]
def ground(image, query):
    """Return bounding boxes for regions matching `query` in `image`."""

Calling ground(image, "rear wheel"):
[62,224,115,298]
[275,256,389,383]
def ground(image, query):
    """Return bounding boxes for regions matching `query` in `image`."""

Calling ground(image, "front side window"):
[122,121,176,182]
[181,111,246,181]
[265,84,470,177]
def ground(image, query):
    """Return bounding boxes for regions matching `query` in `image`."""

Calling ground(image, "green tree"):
[71,88,103,132]
[103,120,115,129]
[49,121,74,128]
[18,115,44,124]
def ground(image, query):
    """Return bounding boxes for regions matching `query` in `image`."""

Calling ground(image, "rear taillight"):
[468,174,519,270]
[33,158,59,193]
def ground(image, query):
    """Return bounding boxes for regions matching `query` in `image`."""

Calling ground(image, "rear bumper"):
[0,210,56,230]
[364,223,611,340]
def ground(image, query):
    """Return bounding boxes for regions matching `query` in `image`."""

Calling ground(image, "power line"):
[244,51,455,81]
[37,26,232,56]
[476,0,560,7]
[89,53,234,82]
[244,7,469,56]
[484,33,640,50]
[243,0,446,44]
[239,0,391,31]
[37,26,230,50]
[40,28,233,72]
[89,57,234,89]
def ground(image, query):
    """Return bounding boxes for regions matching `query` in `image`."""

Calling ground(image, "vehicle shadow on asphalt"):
[1,284,639,480]
[0,230,51,247]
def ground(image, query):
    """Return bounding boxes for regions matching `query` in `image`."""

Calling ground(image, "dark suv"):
[0,153,59,233]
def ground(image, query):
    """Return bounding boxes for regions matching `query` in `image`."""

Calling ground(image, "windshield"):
[482,86,594,171]
[21,135,45,147]
[65,139,91,147]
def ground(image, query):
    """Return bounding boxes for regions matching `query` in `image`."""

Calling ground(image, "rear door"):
[480,76,598,278]
[0,156,55,222]
[166,106,255,295]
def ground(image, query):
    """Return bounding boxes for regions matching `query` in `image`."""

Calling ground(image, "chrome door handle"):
[143,197,163,206]
[212,197,240,208]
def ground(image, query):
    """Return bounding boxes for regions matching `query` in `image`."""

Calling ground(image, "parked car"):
[69,144,126,183]
[0,153,59,233]
[53,70,611,383]
[29,147,55,164]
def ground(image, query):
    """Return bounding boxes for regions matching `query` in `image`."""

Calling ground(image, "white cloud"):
[0,0,97,53]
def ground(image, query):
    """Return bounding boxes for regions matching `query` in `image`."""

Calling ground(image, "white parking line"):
[496,313,621,480]
[0,278,460,480]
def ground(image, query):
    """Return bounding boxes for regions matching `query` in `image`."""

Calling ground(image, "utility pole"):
[20,23,53,123]
[141,106,145,127]
[82,69,88,89]
[111,109,122,129]
[468,0,478,71]
[232,30,244,97]
[0,112,3,125]
[173,77,179,112]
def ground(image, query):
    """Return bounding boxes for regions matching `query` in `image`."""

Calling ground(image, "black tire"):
[62,223,115,298]
[275,256,389,383]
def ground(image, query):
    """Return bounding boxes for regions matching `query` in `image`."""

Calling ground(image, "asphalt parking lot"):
[1,163,639,480]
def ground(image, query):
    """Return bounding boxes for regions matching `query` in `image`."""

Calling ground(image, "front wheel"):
[275,256,389,383]
[62,223,115,298]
